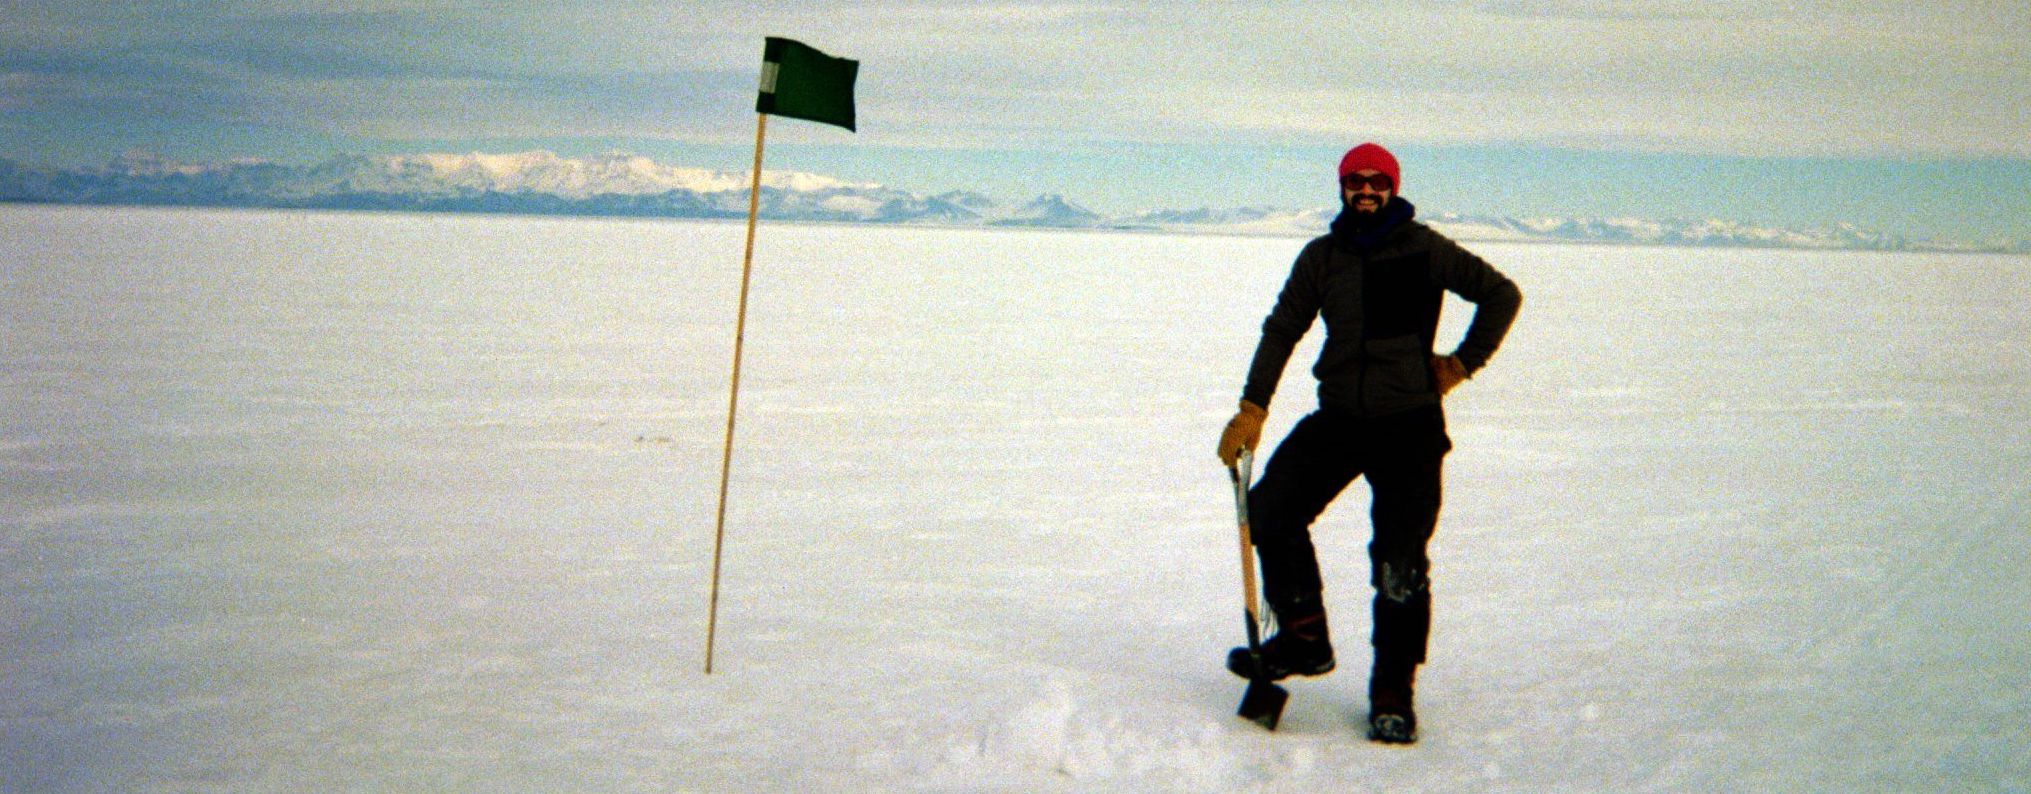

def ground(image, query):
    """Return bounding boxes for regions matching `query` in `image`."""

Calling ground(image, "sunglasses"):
[1340,173,1394,192]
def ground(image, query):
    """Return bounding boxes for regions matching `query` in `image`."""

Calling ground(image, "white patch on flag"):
[758,62,779,94]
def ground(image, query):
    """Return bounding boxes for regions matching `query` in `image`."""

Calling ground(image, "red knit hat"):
[1337,142,1400,192]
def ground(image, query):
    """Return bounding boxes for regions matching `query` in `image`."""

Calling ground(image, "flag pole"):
[705,111,768,674]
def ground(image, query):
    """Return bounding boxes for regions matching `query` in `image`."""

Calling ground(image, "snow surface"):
[3,204,2029,792]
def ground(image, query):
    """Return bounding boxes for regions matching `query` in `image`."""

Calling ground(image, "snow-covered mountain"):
[991,194,1103,227]
[1427,212,1963,252]
[1114,206,1336,237]
[2,151,2022,253]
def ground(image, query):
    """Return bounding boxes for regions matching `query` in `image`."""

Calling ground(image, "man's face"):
[1341,169,1393,214]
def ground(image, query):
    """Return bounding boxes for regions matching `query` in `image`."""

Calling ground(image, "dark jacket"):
[1243,198,1521,417]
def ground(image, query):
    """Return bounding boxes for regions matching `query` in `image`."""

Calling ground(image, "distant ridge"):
[3,152,2023,254]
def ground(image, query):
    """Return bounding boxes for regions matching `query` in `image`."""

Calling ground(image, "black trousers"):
[1249,404,1451,668]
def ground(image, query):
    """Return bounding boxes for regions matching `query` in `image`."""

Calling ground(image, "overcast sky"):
[4,1,2028,240]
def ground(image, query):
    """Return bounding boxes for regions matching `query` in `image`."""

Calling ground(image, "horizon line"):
[3,149,2027,254]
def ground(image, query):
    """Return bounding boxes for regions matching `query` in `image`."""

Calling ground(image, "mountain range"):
[3,150,2023,254]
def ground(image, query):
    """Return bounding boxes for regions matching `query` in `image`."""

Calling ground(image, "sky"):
[3,0,2029,242]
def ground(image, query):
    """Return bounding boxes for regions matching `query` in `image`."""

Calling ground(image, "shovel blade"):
[1237,677,1289,730]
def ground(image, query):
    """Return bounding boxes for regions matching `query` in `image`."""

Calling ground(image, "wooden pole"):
[705,112,769,674]
[1231,450,1263,634]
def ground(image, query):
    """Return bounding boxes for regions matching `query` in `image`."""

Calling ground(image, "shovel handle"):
[1228,450,1265,645]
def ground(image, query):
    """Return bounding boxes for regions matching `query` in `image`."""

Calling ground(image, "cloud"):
[2,1,2026,158]
[0,47,262,126]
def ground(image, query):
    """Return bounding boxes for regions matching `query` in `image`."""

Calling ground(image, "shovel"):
[1228,449,1289,730]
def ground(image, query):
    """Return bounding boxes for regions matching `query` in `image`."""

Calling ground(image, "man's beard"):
[1347,193,1387,213]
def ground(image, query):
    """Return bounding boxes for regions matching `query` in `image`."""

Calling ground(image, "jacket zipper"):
[1354,248,1369,417]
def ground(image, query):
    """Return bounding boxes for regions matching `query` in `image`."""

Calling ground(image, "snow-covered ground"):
[3,204,2028,792]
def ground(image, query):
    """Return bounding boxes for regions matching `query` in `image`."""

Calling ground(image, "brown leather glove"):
[1432,355,1469,397]
[1218,400,1267,467]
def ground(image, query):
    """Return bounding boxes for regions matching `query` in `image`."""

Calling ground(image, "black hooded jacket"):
[1242,197,1522,417]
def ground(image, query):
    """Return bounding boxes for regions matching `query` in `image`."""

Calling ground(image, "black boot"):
[1226,601,1335,681]
[1366,660,1418,744]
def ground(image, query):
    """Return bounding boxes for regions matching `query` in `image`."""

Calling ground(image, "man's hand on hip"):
[1433,355,1469,397]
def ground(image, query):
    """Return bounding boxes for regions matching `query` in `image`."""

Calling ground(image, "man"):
[1217,142,1521,744]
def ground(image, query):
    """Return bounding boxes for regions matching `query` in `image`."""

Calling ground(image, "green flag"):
[756,37,858,132]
